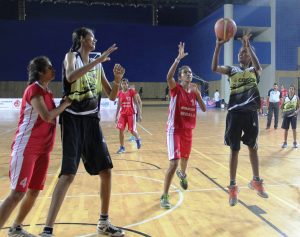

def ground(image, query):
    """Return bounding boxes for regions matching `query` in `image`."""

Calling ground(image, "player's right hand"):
[97,44,118,63]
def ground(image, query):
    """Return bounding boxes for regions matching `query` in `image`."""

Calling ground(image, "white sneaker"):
[8,226,36,237]
[39,233,54,237]
[97,219,125,237]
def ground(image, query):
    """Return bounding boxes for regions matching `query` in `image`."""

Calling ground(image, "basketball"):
[214,18,237,41]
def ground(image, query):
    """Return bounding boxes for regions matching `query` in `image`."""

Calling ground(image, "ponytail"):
[70,27,94,52]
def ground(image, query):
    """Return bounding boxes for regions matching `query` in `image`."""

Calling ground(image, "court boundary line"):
[191,148,300,213]
[75,174,184,237]
[194,167,288,237]
[137,123,153,135]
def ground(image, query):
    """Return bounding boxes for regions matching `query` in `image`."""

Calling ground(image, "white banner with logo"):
[0,98,117,110]
[0,98,22,110]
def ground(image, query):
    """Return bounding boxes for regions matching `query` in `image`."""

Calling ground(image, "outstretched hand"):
[113,64,125,83]
[98,44,118,63]
[238,32,252,48]
[176,42,188,60]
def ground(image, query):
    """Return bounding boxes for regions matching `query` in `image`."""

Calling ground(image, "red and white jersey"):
[11,82,56,155]
[166,83,197,132]
[118,88,137,116]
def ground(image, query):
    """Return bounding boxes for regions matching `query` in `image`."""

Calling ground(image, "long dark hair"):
[27,56,50,85]
[70,27,94,52]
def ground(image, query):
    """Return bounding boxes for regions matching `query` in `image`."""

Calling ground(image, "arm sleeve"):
[26,85,44,105]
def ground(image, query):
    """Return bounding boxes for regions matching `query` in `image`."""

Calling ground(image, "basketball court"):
[1,105,299,237]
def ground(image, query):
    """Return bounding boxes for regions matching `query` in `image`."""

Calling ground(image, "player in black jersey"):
[40,27,125,237]
[212,33,268,207]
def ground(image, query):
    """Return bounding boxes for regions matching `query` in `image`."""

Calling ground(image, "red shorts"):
[9,150,50,192]
[167,129,193,160]
[117,114,137,132]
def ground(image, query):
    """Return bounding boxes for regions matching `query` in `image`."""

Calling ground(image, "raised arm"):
[101,64,125,101]
[167,42,188,90]
[241,34,262,76]
[31,96,72,123]
[65,44,118,83]
[211,39,231,75]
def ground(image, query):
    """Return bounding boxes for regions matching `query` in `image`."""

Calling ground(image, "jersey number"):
[19,177,28,188]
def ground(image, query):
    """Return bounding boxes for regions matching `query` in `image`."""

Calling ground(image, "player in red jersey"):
[160,42,206,209]
[0,56,71,236]
[115,78,142,153]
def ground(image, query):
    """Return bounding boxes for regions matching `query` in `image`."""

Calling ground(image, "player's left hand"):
[113,64,125,83]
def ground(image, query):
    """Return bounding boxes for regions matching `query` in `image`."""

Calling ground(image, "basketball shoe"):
[293,142,298,148]
[136,139,141,149]
[176,170,188,190]
[116,146,125,154]
[248,179,268,198]
[39,233,53,237]
[160,194,171,209]
[8,226,36,237]
[228,185,239,206]
[97,219,125,237]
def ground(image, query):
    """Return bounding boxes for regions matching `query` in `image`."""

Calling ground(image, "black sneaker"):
[97,219,125,237]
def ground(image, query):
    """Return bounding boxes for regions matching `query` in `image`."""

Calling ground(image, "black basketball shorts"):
[59,112,113,176]
[224,111,259,151]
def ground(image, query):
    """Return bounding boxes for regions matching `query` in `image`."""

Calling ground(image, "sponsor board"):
[0,98,117,111]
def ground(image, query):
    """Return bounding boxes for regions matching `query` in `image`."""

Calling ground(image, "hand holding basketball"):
[214,18,237,41]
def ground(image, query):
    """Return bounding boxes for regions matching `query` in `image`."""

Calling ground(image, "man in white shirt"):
[214,89,220,108]
[266,83,282,129]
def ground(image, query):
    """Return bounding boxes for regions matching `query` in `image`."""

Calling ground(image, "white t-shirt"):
[268,89,281,103]
[214,91,220,102]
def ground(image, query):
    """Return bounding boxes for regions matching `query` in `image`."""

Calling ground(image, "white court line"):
[137,123,153,135]
[2,183,300,202]
[192,148,300,213]
[75,174,183,237]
